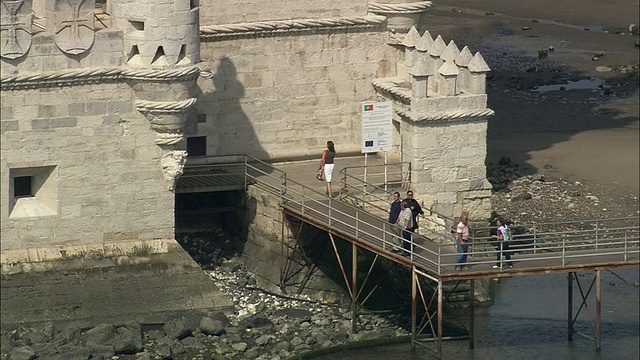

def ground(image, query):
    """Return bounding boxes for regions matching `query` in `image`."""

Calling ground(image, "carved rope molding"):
[200,14,387,38]
[367,1,433,14]
[371,78,412,101]
[135,98,198,114]
[397,108,495,122]
[0,65,203,90]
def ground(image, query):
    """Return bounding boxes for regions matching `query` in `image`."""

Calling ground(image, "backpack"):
[502,226,512,241]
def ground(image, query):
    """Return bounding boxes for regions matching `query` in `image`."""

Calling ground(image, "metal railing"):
[338,161,458,238]
[182,155,640,275]
[339,161,410,213]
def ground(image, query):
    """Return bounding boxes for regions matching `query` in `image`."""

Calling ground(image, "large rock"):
[163,318,192,340]
[84,323,116,345]
[9,346,36,360]
[199,317,226,336]
[113,325,142,354]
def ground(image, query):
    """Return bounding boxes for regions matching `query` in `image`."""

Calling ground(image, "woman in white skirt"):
[318,141,336,197]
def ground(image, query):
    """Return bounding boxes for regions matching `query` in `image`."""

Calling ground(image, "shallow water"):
[533,78,607,92]
[315,268,639,360]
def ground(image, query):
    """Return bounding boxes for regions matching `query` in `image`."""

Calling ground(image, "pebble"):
[595,66,612,72]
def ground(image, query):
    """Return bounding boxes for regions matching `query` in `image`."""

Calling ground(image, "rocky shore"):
[0,255,412,360]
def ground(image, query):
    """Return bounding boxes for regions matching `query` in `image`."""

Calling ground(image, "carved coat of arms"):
[0,0,33,59]
[53,0,94,55]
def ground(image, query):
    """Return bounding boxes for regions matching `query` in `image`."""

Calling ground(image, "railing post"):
[624,233,628,262]
[595,219,599,250]
[562,236,566,267]
[533,226,537,254]
[384,152,388,194]
[243,155,248,190]
[280,173,287,204]
[437,243,441,275]
[355,210,359,239]
[340,168,346,199]
[382,221,387,251]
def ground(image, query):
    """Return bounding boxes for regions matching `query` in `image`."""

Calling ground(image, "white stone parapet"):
[374,26,492,122]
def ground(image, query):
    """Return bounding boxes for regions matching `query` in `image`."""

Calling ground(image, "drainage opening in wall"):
[175,190,247,269]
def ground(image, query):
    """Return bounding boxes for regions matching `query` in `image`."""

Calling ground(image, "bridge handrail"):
[338,162,459,238]
[183,155,639,275]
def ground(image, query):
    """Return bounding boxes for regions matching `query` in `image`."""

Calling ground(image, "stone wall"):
[0,83,175,254]
[194,30,400,161]
[401,118,492,218]
[0,29,124,76]
[243,186,351,303]
[199,0,367,25]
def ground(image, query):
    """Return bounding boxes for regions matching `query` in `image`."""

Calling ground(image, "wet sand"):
[424,0,640,197]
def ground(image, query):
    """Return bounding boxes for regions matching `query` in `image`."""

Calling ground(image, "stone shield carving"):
[0,0,33,59]
[53,0,95,55]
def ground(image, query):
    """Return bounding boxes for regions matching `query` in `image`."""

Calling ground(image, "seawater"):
[315,268,639,360]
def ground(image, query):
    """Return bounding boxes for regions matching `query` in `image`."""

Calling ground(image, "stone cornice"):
[200,15,387,39]
[1,66,201,91]
[367,1,432,14]
[397,108,495,122]
[372,77,412,102]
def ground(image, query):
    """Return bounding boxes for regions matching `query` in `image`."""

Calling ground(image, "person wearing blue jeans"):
[455,211,470,271]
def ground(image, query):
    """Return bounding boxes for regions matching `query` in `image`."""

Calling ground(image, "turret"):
[467,52,490,94]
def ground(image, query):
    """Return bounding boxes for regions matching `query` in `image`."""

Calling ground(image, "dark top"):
[388,200,402,224]
[403,198,424,229]
[324,150,335,164]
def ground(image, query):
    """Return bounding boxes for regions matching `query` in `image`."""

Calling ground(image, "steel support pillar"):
[469,279,475,349]
[352,242,358,334]
[411,268,417,353]
[568,270,602,351]
[437,279,443,357]
[567,271,573,342]
[596,269,601,351]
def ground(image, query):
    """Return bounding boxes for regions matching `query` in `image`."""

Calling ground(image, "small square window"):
[187,136,207,157]
[14,176,32,197]
[197,114,206,123]
[129,20,145,31]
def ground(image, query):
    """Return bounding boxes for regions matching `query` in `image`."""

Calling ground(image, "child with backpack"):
[492,217,513,269]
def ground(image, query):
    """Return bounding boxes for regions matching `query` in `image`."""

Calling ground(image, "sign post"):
[361,101,393,191]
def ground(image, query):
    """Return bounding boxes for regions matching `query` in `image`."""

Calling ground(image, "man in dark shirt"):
[388,192,402,251]
[403,190,424,232]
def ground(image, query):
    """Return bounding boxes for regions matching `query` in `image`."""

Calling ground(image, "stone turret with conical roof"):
[372,26,495,219]
[108,0,203,191]
[454,46,473,93]
[467,52,491,94]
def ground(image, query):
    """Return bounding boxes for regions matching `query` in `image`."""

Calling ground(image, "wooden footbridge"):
[177,154,640,358]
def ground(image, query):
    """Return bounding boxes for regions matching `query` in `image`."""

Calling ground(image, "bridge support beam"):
[567,271,573,342]
[567,270,602,351]
[469,279,475,349]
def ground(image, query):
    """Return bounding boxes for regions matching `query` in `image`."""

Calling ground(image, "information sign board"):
[361,101,393,153]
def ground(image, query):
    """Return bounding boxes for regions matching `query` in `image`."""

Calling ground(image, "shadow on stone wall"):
[195,56,270,160]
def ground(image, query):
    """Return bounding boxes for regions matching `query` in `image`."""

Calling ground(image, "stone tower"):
[373,26,494,220]
[108,0,202,190]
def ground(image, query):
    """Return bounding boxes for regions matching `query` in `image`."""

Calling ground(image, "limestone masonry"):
[0,0,492,324]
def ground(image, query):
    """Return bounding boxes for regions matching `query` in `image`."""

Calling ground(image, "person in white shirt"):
[455,211,470,271]
[395,201,414,256]
[492,217,513,269]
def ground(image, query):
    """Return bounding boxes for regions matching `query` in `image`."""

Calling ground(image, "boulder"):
[199,317,226,336]
[163,318,192,340]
